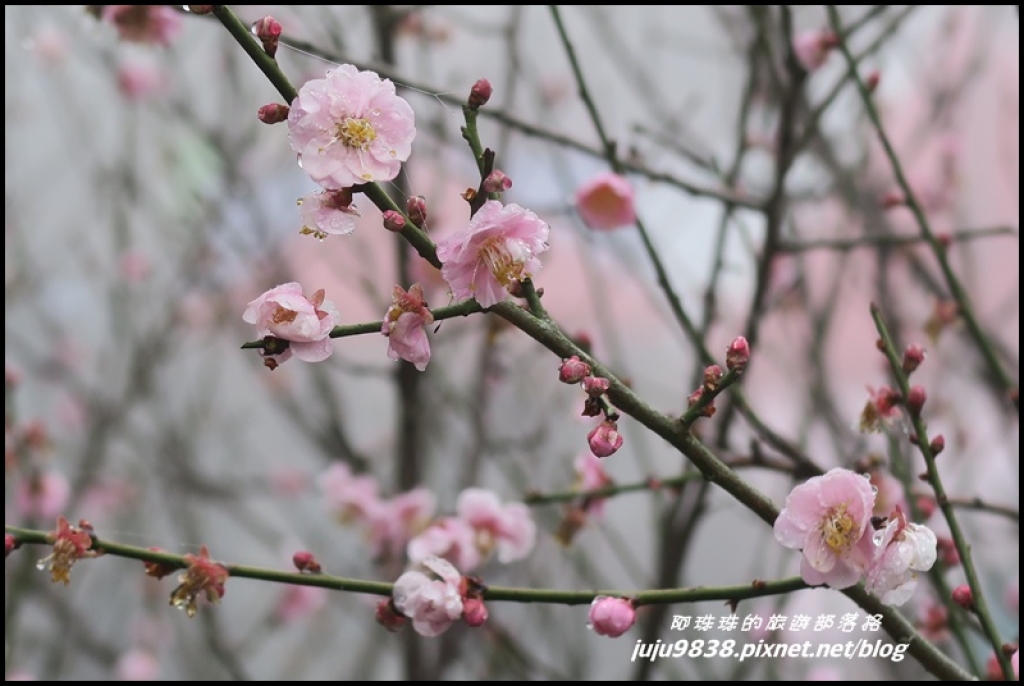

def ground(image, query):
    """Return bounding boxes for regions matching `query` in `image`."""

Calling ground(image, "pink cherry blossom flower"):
[864,507,937,606]
[588,596,636,638]
[287,65,416,188]
[243,283,340,363]
[297,189,359,239]
[169,545,229,618]
[408,517,482,572]
[391,555,464,637]
[457,488,537,564]
[365,488,437,561]
[15,471,70,521]
[436,200,550,309]
[317,463,380,523]
[382,284,434,372]
[100,6,182,47]
[573,172,636,231]
[773,467,877,589]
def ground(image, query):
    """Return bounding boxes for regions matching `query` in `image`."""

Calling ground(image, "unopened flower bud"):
[906,385,926,416]
[951,584,974,610]
[587,420,623,458]
[143,547,177,580]
[726,336,750,373]
[880,190,905,209]
[929,434,945,456]
[292,550,321,574]
[467,78,493,109]
[865,69,881,93]
[588,596,636,638]
[462,598,489,627]
[687,387,716,418]
[583,376,610,396]
[252,16,282,58]
[915,495,937,518]
[375,598,407,632]
[559,356,591,385]
[902,344,926,374]
[703,365,724,391]
[406,195,427,226]
[382,210,406,233]
[5,534,15,558]
[937,537,960,567]
[257,102,290,124]
[482,170,512,194]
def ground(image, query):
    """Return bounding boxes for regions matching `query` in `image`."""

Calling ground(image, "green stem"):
[871,303,1012,680]
[212,6,297,103]
[524,473,704,506]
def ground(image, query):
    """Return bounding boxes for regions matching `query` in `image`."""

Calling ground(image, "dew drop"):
[35,559,47,571]
[370,108,381,116]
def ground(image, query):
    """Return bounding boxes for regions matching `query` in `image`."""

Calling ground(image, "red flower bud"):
[951,584,974,610]
[467,78,493,109]
[292,550,322,573]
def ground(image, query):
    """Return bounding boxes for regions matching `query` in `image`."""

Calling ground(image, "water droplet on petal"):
[36,559,47,571]
[370,108,381,116]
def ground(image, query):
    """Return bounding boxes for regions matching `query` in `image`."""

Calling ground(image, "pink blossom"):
[573,172,636,231]
[382,284,434,371]
[15,471,70,520]
[792,30,837,72]
[864,507,937,606]
[588,596,636,637]
[297,189,359,239]
[243,283,340,363]
[407,517,482,572]
[115,649,160,681]
[317,463,380,522]
[587,420,624,458]
[274,584,328,624]
[100,6,182,47]
[773,468,877,589]
[859,386,901,433]
[436,200,550,309]
[559,356,592,384]
[462,597,488,627]
[391,555,464,637]
[365,487,437,560]
[287,65,416,188]
[457,488,537,564]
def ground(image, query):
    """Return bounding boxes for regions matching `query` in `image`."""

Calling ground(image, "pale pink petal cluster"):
[15,471,71,520]
[457,488,537,564]
[864,507,937,606]
[297,189,359,239]
[317,463,380,522]
[573,172,636,231]
[436,200,550,309]
[588,596,636,638]
[364,487,437,560]
[101,6,182,47]
[243,282,340,363]
[773,468,876,589]
[287,65,416,188]
[382,284,434,371]
[406,517,481,572]
[391,555,464,637]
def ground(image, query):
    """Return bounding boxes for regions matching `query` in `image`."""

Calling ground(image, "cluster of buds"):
[685,338,750,423]
[557,356,622,458]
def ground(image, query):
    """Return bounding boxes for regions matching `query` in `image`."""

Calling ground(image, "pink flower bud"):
[559,356,592,385]
[726,336,750,373]
[902,344,926,374]
[952,584,974,610]
[5,534,15,557]
[406,196,427,226]
[865,70,881,93]
[375,599,408,632]
[906,385,926,416]
[929,434,945,457]
[382,210,406,233]
[587,420,623,458]
[703,365,724,391]
[257,103,290,125]
[588,596,636,638]
[583,376,610,396]
[482,170,512,194]
[467,78,493,109]
[292,550,321,573]
[462,598,488,627]
[252,16,282,58]
[937,537,960,567]
[687,387,716,418]
[915,495,937,519]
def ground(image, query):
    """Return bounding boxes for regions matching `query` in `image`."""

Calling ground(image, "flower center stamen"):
[336,117,377,151]
[822,504,857,553]
[479,237,528,287]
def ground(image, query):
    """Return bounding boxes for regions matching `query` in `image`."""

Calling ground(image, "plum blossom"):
[37,516,94,585]
[391,555,464,637]
[864,507,937,606]
[297,189,359,239]
[318,463,380,522]
[773,468,876,589]
[407,517,482,572]
[169,545,229,618]
[99,6,182,46]
[573,172,636,231]
[457,488,537,564]
[436,200,550,309]
[287,65,416,188]
[243,283,340,365]
[588,596,636,637]
[382,284,433,371]
[364,488,437,561]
